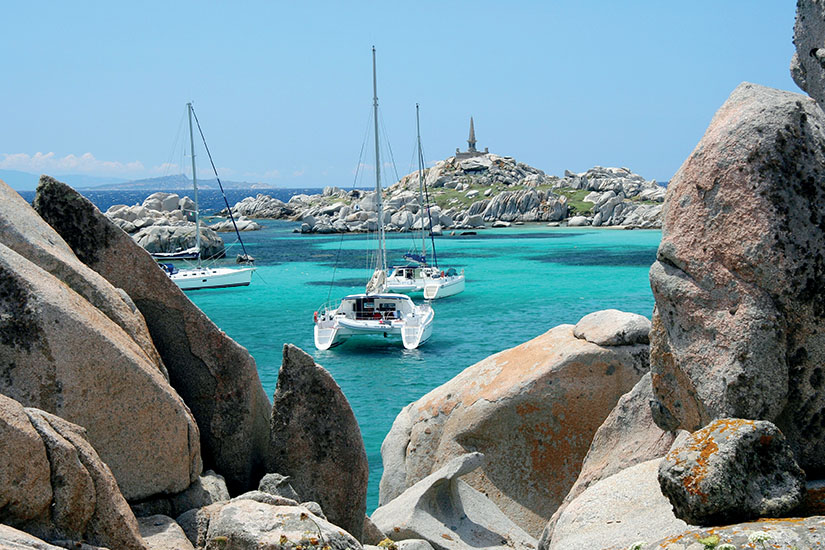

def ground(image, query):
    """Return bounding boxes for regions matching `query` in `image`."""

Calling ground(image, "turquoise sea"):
[21,189,661,511]
[185,220,661,511]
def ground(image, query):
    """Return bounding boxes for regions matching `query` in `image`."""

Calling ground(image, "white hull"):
[314,293,434,350]
[423,274,465,300]
[170,266,255,290]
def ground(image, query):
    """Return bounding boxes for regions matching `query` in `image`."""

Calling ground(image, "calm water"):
[22,188,661,511]
[185,221,660,511]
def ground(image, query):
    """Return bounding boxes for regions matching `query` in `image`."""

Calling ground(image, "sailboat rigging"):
[161,102,256,291]
[384,104,466,299]
[313,47,434,350]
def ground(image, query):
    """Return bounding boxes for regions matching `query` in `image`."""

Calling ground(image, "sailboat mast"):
[416,104,427,262]
[187,102,201,268]
[372,46,386,272]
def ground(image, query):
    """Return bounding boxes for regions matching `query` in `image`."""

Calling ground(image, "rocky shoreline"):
[1,2,825,549]
[225,162,665,234]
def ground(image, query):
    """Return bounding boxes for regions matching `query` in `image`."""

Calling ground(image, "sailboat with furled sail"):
[313,47,434,350]
[385,104,465,299]
[160,102,256,290]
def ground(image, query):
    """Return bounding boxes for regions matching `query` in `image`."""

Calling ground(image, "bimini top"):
[403,253,427,264]
[342,293,414,301]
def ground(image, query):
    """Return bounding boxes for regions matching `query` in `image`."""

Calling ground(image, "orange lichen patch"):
[441,534,454,541]
[760,434,774,446]
[516,402,541,416]
[681,429,719,501]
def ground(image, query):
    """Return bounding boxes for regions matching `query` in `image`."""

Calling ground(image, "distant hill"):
[83,174,277,191]
[0,170,275,192]
[0,170,129,191]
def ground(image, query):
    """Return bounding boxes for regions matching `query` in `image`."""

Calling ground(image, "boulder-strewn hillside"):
[228,158,665,233]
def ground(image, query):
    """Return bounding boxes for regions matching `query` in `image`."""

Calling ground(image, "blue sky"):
[0,1,799,188]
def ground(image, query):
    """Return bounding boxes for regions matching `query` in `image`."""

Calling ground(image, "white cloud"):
[0,152,145,176]
[292,169,305,177]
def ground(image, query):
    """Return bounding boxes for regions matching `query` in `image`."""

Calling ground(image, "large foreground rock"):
[203,500,362,550]
[0,179,165,374]
[0,241,200,501]
[649,83,825,471]
[371,453,536,550]
[267,345,368,541]
[138,515,196,550]
[649,516,825,549]
[33,176,271,494]
[659,418,805,526]
[0,394,147,550]
[791,0,825,110]
[539,373,679,546]
[379,313,649,536]
[546,459,687,550]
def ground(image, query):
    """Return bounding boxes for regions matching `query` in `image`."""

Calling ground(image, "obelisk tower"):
[467,117,478,153]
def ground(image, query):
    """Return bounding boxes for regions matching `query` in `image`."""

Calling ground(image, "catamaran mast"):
[372,46,386,273]
[187,102,201,268]
[416,104,427,262]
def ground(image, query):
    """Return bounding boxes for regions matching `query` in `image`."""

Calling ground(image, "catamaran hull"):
[314,311,434,351]
[171,266,255,290]
[423,275,465,300]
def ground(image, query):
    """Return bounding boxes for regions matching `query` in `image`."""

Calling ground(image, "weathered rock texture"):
[0,394,147,550]
[539,373,679,546]
[203,500,362,550]
[138,514,196,550]
[649,83,825,473]
[0,179,165,374]
[371,453,536,550]
[649,516,825,549]
[267,344,369,541]
[546,459,687,550]
[131,470,230,519]
[0,241,201,501]
[379,312,650,536]
[791,0,825,110]
[0,524,65,550]
[659,418,806,526]
[33,176,271,495]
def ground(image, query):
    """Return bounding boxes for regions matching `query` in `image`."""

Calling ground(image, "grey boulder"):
[371,453,536,550]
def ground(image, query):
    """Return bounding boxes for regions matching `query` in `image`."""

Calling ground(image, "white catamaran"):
[313,48,434,350]
[385,105,465,300]
[160,103,255,291]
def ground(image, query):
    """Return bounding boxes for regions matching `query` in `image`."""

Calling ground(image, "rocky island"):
[1,2,825,549]
[226,141,666,234]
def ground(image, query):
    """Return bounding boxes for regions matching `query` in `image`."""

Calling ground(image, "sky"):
[0,1,801,189]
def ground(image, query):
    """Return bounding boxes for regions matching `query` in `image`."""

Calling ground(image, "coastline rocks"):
[572,309,650,346]
[648,83,825,471]
[0,525,75,550]
[371,453,537,550]
[0,394,147,550]
[791,0,825,109]
[267,345,369,541]
[230,159,664,232]
[0,240,201,501]
[647,516,825,549]
[106,191,228,257]
[33,177,272,495]
[546,459,687,550]
[379,311,650,536]
[131,470,230,519]
[658,419,806,526]
[209,216,261,232]
[138,515,196,550]
[539,373,679,547]
[0,179,165,373]
[202,500,362,550]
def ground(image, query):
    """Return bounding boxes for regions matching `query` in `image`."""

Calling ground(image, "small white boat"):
[162,103,256,291]
[384,105,465,300]
[314,292,433,350]
[162,264,255,290]
[314,48,434,351]
[151,246,200,261]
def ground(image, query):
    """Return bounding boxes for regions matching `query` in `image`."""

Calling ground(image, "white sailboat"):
[385,105,465,300]
[162,103,255,291]
[314,48,434,351]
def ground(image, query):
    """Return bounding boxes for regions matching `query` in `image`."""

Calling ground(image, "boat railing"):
[316,300,342,321]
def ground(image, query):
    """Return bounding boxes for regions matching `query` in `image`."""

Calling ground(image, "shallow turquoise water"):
[187,221,661,511]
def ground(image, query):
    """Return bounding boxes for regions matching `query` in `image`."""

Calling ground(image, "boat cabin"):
[338,294,414,320]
